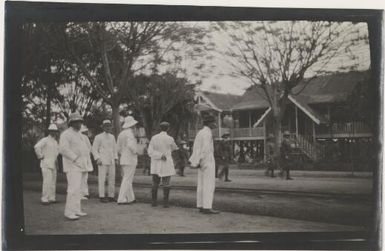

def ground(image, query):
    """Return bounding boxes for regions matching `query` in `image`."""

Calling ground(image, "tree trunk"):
[45,85,52,136]
[112,104,121,138]
[273,115,282,163]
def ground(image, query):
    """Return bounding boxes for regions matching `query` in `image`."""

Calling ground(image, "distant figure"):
[92,120,118,203]
[80,125,93,200]
[216,133,232,182]
[174,140,189,177]
[59,112,89,220]
[264,134,276,178]
[34,124,59,205]
[189,114,220,214]
[148,121,179,208]
[117,116,139,205]
[280,131,293,180]
[142,143,151,176]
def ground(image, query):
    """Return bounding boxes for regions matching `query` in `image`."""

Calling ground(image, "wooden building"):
[188,71,373,166]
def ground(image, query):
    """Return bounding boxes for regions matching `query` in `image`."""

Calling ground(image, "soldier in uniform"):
[280,131,294,180]
[148,121,179,208]
[34,124,60,205]
[174,140,189,177]
[217,133,232,182]
[264,133,276,178]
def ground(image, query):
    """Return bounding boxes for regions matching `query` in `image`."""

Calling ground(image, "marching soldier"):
[34,124,60,205]
[189,114,220,214]
[117,116,139,205]
[148,121,179,208]
[280,131,294,180]
[92,120,118,203]
[80,125,93,199]
[59,112,89,220]
[217,133,232,182]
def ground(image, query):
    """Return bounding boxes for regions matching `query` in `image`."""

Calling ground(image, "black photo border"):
[3,1,383,250]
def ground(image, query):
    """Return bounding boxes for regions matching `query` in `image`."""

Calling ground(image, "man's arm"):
[59,133,78,162]
[34,138,46,159]
[148,137,163,160]
[91,135,101,161]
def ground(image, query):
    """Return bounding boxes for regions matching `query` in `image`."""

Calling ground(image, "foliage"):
[126,73,195,139]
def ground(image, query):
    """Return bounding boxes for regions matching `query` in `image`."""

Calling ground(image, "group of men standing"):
[34,112,222,220]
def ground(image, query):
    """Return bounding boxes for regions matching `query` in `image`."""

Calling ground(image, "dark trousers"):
[152,175,171,188]
[218,164,230,180]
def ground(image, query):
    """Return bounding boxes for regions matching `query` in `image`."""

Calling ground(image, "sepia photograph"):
[3,1,383,250]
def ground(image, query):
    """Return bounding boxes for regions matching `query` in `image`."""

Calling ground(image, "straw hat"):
[102,120,112,127]
[122,116,138,129]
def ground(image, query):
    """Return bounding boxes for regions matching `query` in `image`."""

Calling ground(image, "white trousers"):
[81,172,89,197]
[98,164,115,198]
[41,167,57,202]
[64,171,83,217]
[197,156,216,209]
[117,165,136,203]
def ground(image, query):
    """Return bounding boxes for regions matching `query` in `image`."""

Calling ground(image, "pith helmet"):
[48,124,58,131]
[68,112,83,123]
[122,116,138,129]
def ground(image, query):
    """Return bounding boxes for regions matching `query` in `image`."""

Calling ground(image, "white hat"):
[48,124,58,131]
[68,112,83,123]
[80,125,88,133]
[122,116,138,129]
[102,120,112,126]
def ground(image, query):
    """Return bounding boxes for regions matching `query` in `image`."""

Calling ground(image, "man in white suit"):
[148,121,178,208]
[117,116,138,205]
[59,112,89,220]
[80,125,93,200]
[189,114,220,214]
[34,124,59,205]
[92,120,118,203]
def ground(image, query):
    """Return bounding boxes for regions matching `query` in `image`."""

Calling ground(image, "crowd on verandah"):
[34,111,294,221]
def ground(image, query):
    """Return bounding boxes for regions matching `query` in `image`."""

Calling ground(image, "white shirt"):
[148,131,178,177]
[34,135,59,169]
[189,126,214,168]
[59,127,90,173]
[117,128,138,166]
[92,132,118,165]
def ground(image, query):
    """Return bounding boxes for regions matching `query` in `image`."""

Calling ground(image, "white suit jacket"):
[148,131,178,177]
[117,128,138,166]
[82,134,94,172]
[34,135,59,169]
[59,127,89,173]
[189,126,215,169]
[92,132,118,165]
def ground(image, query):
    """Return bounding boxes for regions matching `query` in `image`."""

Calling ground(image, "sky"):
[178,21,371,96]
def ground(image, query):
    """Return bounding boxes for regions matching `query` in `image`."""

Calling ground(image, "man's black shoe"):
[108,197,117,202]
[225,179,232,182]
[201,209,220,214]
[286,177,293,180]
[100,197,109,203]
[197,207,203,213]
